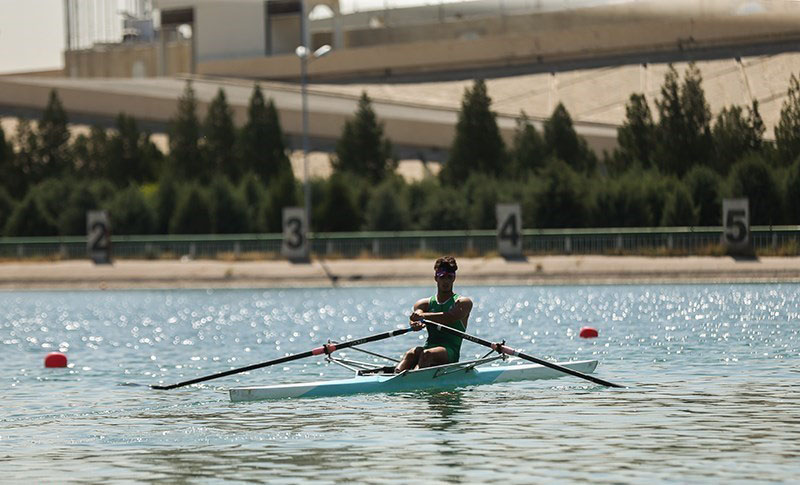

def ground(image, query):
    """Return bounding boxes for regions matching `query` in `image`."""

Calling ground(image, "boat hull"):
[229,359,599,402]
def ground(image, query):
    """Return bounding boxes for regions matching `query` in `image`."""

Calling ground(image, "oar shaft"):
[152,327,413,390]
[421,319,623,388]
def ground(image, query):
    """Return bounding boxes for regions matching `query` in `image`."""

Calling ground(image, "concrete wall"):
[0,76,618,156]
[270,14,302,56]
[197,12,800,81]
[195,1,266,62]
[65,41,191,78]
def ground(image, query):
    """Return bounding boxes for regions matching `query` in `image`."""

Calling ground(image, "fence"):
[1,226,799,260]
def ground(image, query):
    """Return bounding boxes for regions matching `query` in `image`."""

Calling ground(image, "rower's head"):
[434,256,457,289]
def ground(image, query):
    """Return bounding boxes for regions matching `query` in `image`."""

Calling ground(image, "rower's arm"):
[414,297,472,326]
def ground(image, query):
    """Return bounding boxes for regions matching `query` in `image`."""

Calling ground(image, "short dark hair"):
[434,256,458,272]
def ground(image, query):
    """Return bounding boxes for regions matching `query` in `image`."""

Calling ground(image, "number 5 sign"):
[282,207,309,261]
[496,203,522,258]
[722,198,750,252]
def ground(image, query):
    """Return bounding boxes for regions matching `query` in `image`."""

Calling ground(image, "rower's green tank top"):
[424,293,466,363]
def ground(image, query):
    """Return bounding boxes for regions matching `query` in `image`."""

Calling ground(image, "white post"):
[300,2,311,235]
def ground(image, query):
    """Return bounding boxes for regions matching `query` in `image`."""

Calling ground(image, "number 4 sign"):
[496,203,522,258]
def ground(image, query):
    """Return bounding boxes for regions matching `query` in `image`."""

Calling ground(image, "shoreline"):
[0,256,799,290]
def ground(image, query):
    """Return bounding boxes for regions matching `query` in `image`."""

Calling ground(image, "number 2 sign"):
[86,210,112,264]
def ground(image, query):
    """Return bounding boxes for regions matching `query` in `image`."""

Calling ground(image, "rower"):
[395,256,473,372]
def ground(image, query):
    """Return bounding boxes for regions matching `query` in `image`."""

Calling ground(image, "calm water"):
[1,285,799,484]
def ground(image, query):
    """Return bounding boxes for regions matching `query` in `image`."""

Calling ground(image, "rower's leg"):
[417,347,450,369]
[395,346,423,373]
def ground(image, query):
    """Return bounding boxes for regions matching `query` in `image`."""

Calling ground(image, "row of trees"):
[1,63,800,237]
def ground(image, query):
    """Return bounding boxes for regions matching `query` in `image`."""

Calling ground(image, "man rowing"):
[395,256,473,372]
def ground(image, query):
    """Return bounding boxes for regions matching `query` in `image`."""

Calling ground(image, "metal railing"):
[0,226,798,260]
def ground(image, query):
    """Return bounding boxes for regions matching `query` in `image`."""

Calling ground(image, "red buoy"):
[44,352,68,368]
[579,326,599,339]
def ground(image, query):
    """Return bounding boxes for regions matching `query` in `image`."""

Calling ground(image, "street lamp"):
[295,42,332,235]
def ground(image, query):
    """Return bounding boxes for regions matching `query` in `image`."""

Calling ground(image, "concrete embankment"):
[0,256,798,290]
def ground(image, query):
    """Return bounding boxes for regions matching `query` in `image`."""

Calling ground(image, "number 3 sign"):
[282,207,309,261]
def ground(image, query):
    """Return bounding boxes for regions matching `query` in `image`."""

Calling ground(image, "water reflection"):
[419,390,466,432]
[3,285,800,483]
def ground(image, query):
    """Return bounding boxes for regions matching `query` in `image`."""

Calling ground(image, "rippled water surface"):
[1,284,799,484]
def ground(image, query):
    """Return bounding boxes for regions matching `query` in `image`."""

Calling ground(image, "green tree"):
[170,184,212,234]
[31,178,72,225]
[107,185,156,235]
[655,64,713,176]
[239,172,269,232]
[661,183,698,226]
[4,191,58,236]
[57,182,99,235]
[208,177,249,233]
[728,154,783,225]
[333,92,394,182]
[204,89,239,181]
[0,187,13,236]
[712,102,764,174]
[591,172,655,227]
[364,177,410,231]
[13,118,39,193]
[154,177,178,234]
[544,103,596,173]
[683,165,722,226]
[239,85,291,183]
[418,185,468,230]
[315,174,361,232]
[0,123,10,167]
[168,81,204,181]
[72,126,109,180]
[775,74,800,166]
[88,179,116,206]
[106,114,161,186]
[510,112,546,177]
[441,80,507,181]
[406,178,438,230]
[786,160,800,223]
[615,93,655,169]
[37,90,72,179]
[0,123,23,197]
[463,174,499,230]
[533,159,589,228]
[265,170,299,232]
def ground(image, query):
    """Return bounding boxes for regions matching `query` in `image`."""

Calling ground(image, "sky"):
[0,1,65,74]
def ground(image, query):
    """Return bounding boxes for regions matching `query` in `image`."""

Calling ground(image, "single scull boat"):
[229,354,599,402]
[152,323,621,397]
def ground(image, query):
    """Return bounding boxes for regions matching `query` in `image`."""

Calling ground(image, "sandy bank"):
[0,256,799,290]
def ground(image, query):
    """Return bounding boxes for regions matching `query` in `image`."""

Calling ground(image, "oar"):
[420,319,623,388]
[151,327,413,390]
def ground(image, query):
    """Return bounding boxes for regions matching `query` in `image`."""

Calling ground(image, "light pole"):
[296,29,331,234]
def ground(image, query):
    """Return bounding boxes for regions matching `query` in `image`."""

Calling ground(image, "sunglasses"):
[435,270,456,278]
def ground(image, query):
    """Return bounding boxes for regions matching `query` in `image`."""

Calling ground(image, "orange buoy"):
[44,352,68,368]
[579,326,599,339]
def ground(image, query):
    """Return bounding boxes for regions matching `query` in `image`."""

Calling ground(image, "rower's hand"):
[409,310,425,330]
